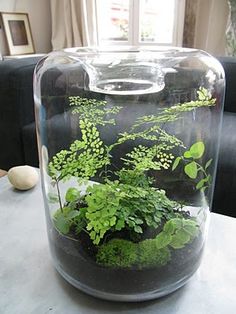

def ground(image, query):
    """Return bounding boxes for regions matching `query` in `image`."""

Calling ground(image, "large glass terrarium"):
[34,47,224,301]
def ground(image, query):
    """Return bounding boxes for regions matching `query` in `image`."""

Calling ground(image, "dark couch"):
[212,57,236,218]
[0,57,40,169]
[0,56,235,218]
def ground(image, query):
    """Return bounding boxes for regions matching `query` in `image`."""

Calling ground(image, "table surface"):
[0,172,236,314]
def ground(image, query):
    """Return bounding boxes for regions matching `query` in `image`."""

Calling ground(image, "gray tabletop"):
[0,172,236,314]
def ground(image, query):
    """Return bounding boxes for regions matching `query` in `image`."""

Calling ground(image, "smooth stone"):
[7,166,39,190]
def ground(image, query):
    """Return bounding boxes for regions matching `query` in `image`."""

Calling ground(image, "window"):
[96,0,186,47]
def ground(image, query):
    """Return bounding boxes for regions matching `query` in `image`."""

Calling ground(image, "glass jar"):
[34,47,224,301]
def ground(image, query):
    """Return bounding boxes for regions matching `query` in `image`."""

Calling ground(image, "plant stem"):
[196,162,207,176]
[55,179,63,212]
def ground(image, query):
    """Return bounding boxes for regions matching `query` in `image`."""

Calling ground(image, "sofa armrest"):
[217,56,236,113]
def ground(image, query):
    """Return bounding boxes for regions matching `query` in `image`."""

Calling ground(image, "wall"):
[0,0,51,55]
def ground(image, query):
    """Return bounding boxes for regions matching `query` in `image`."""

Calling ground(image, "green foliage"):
[164,87,215,114]
[47,192,59,203]
[54,210,71,234]
[138,240,171,268]
[111,125,184,152]
[184,161,198,179]
[53,187,87,235]
[85,183,122,245]
[53,206,81,235]
[172,141,212,191]
[159,218,199,249]
[48,96,121,182]
[117,168,154,188]
[97,238,171,268]
[96,217,199,269]
[197,87,212,101]
[52,169,180,246]
[184,141,205,159]
[172,156,182,171]
[48,119,109,181]
[65,187,81,203]
[96,239,137,267]
[130,87,215,133]
[49,88,213,265]
[69,96,121,126]
[83,172,181,245]
[49,88,215,186]
[121,144,175,172]
[108,87,215,175]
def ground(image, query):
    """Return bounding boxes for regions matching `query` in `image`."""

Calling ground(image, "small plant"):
[172,141,212,191]
[49,87,216,269]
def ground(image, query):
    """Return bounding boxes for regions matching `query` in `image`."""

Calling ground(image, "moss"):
[96,239,137,268]
[138,239,171,268]
[95,217,200,269]
[96,237,171,269]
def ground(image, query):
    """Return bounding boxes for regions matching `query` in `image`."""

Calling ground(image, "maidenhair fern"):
[121,144,175,172]
[69,96,121,126]
[48,119,110,181]
[108,87,215,154]
[49,87,215,256]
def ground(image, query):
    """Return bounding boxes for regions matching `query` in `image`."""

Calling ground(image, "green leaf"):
[54,214,70,234]
[163,218,182,233]
[163,220,176,234]
[205,158,213,170]
[115,219,125,230]
[172,157,181,170]
[183,225,199,238]
[65,188,80,203]
[197,87,209,100]
[196,174,211,190]
[196,179,205,190]
[134,225,143,233]
[206,175,212,184]
[183,151,192,158]
[133,217,143,225]
[90,231,96,240]
[184,161,198,179]
[110,216,116,226]
[189,141,205,159]
[200,186,207,192]
[170,229,190,249]
[108,207,117,216]
[103,220,109,228]
[67,210,80,220]
[87,222,93,231]
[47,192,59,203]
[155,232,172,249]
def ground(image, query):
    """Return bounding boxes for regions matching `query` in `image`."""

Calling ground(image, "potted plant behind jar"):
[34,48,224,302]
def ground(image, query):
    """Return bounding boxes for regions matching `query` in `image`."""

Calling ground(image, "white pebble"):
[8,166,39,190]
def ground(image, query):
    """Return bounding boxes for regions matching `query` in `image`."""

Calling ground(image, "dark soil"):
[46,214,204,296]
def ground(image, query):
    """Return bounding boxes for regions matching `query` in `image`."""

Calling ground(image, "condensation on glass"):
[34,47,225,302]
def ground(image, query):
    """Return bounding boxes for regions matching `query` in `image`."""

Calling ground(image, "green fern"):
[48,119,109,181]
[69,96,121,126]
[49,87,215,251]
[121,144,175,172]
[84,175,180,245]
[133,87,215,130]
